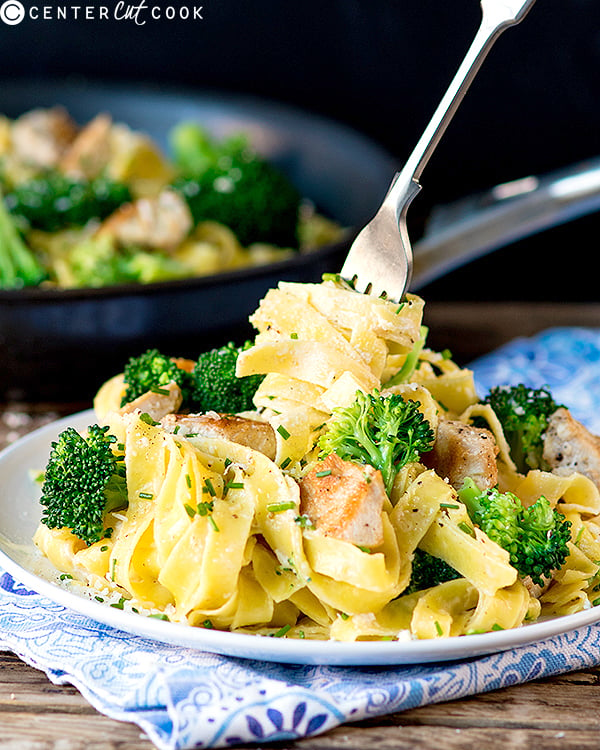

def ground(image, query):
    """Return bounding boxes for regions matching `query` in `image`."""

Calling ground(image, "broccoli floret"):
[317,390,435,495]
[192,341,264,413]
[0,192,46,288]
[121,348,194,407]
[173,153,301,248]
[4,172,131,232]
[169,121,248,178]
[483,384,562,473]
[459,477,571,587]
[40,424,127,546]
[405,548,461,594]
[54,235,132,289]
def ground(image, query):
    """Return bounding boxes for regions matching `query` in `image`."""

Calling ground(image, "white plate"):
[0,408,599,666]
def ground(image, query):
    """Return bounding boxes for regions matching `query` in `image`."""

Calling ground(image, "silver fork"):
[340,0,537,302]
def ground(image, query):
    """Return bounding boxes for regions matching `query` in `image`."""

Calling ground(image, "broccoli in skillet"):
[0,193,46,289]
[40,424,127,546]
[317,390,435,495]
[169,121,248,178]
[482,384,563,473]
[191,341,265,413]
[173,155,301,249]
[4,171,131,232]
[459,477,571,586]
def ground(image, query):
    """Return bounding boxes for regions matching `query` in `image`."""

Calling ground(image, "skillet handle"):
[411,156,600,290]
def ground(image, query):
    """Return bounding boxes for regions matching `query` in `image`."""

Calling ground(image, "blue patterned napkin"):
[2,326,600,749]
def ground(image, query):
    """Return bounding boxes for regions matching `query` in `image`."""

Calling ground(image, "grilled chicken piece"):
[543,407,600,487]
[11,107,77,169]
[299,453,385,548]
[121,382,183,421]
[160,413,277,460]
[97,189,192,250]
[60,113,112,179]
[522,574,551,599]
[424,419,498,491]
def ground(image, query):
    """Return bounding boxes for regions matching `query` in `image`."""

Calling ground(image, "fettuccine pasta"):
[33,277,600,641]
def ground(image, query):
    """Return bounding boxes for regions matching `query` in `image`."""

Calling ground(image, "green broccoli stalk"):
[483,384,562,473]
[173,153,301,249]
[40,424,128,546]
[317,390,435,494]
[405,548,461,594]
[121,348,194,407]
[0,192,46,288]
[384,326,428,387]
[458,477,571,586]
[192,341,265,413]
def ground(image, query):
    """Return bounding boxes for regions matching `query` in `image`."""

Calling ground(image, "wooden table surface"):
[3,301,600,750]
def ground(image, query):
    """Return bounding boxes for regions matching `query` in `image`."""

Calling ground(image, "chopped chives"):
[290,332,298,339]
[100,545,109,552]
[110,597,126,610]
[203,478,216,496]
[150,386,170,396]
[185,473,192,488]
[139,412,159,426]
[225,480,245,490]
[267,501,296,513]
[208,516,220,532]
[184,503,196,518]
[315,469,332,478]
[294,514,315,529]
[272,624,291,638]
[139,491,154,499]
[434,620,443,636]
[149,613,170,621]
[458,521,475,536]
[440,502,459,510]
[277,425,291,440]
[280,457,292,469]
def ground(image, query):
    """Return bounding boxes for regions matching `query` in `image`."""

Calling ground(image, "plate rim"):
[0,408,599,666]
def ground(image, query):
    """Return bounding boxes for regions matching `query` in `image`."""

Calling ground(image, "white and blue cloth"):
[2,326,600,749]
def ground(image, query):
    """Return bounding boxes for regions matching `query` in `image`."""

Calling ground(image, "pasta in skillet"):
[33,277,600,640]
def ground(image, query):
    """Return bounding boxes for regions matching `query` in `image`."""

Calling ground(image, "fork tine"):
[340,183,416,303]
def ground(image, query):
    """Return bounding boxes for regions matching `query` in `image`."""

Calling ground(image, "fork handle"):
[386,0,536,217]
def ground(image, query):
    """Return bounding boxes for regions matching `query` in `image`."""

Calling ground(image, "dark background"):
[1,0,599,301]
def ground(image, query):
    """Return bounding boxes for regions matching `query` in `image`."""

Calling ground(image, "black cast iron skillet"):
[0,80,398,401]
